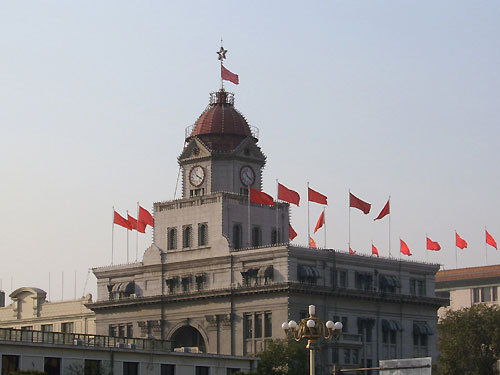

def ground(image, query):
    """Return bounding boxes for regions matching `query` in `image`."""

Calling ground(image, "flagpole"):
[324,208,326,249]
[247,185,251,248]
[454,230,458,269]
[136,202,139,262]
[348,189,351,252]
[425,233,428,263]
[126,210,130,263]
[307,182,310,246]
[485,226,488,266]
[111,206,114,266]
[220,38,224,90]
[388,196,391,257]
[276,179,279,245]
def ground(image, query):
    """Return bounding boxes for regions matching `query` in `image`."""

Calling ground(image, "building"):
[435,265,500,319]
[0,287,95,334]
[0,327,256,375]
[88,87,447,374]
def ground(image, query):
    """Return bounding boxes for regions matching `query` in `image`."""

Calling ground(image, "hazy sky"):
[1,1,500,303]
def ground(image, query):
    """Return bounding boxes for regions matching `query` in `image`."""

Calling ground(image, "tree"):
[255,339,309,375]
[438,304,500,375]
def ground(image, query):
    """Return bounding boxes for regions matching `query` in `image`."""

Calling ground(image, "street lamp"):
[282,305,343,375]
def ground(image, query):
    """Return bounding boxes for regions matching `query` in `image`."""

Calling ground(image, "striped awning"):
[413,321,433,335]
[111,281,135,294]
[382,319,403,331]
[298,265,321,279]
[380,275,401,288]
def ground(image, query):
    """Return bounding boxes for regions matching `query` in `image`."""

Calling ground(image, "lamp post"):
[282,305,343,375]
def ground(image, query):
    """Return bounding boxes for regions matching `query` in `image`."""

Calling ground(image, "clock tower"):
[179,89,266,198]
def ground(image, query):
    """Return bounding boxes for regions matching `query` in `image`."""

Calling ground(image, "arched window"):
[183,226,192,248]
[168,228,177,250]
[252,226,261,247]
[198,223,208,246]
[233,224,242,249]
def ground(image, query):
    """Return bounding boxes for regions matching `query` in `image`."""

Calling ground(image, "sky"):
[1,1,500,303]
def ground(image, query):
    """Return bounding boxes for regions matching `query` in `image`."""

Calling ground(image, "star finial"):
[217,46,227,61]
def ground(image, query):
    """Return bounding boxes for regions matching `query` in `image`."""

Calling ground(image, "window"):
[41,324,53,332]
[61,322,74,333]
[244,314,253,339]
[2,355,19,375]
[472,287,498,303]
[196,274,206,291]
[44,357,61,375]
[181,276,191,293]
[332,347,339,364]
[166,277,179,294]
[355,272,373,291]
[198,223,208,246]
[343,348,351,364]
[196,367,210,375]
[379,275,401,293]
[190,188,204,197]
[410,278,426,296]
[233,224,242,249]
[109,325,116,337]
[255,314,262,338]
[357,318,374,342]
[333,316,348,333]
[183,226,192,248]
[118,325,125,337]
[413,321,432,357]
[21,325,33,330]
[252,226,262,247]
[240,188,249,196]
[264,312,272,337]
[168,228,177,250]
[161,364,175,375]
[339,271,347,287]
[123,362,139,375]
[271,228,281,245]
[127,324,133,338]
[298,264,320,285]
[85,360,101,375]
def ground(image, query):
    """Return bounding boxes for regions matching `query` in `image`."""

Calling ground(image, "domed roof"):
[186,89,258,152]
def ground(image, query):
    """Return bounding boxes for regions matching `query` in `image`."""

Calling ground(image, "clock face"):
[240,166,255,186]
[189,165,205,187]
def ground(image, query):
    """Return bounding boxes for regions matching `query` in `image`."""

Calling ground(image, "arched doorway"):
[170,325,207,353]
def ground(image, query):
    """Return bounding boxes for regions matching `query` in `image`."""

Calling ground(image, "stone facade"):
[0,287,95,334]
[88,88,447,374]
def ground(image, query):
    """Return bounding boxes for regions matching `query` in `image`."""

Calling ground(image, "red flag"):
[308,187,328,205]
[486,230,497,249]
[400,239,412,256]
[289,224,297,241]
[314,211,325,234]
[309,237,317,249]
[138,206,154,234]
[349,192,371,214]
[221,65,239,85]
[114,211,132,230]
[250,187,274,206]
[374,199,390,221]
[372,244,379,257]
[426,237,441,251]
[127,214,144,233]
[349,247,356,255]
[456,232,467,249]
[278,183,300,206]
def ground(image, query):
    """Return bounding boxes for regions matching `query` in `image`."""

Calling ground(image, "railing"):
[184,124,259,141]
[0,328,173,352]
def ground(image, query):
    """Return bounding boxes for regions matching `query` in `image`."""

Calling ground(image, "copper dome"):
[185,90,258,152]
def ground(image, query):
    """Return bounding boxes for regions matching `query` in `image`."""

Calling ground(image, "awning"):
[380,275,401,288]
[258,265,274,278]
[241,268,259,277]
[298,265,321,279]
[382,319,403,332]
[413,321,433,335]
[111,281,135,294]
